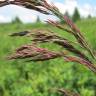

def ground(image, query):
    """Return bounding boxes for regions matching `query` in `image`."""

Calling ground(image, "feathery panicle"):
[43,1,95,59]
[10,29,94,71]
[0,0,50,14]
[1,0,95,73]
[10,31,30,36]
[8,44,62,61]
[8,43,96,72]
[64,16,95,59]
[47,19,74,34]
[47,18,95,59]
[53,39,92,63]
[64,56,96,73]
[23,29,91,64]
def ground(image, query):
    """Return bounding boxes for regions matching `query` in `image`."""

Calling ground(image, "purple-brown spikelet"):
[64,56,96,73]
[63,16,95,59]
[53,40,92,63]
[47,20,74,35]
[8,44,62,61]
[10,31,30,36]
[64,16,80,33]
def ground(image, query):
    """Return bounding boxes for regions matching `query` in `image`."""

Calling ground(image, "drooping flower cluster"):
[0,0,49,14]
[10,29,96,72]
[8,44,62,61]
[0,0,96,73]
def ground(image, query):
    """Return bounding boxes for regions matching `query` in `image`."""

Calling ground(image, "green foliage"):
[72,8,81,22]
[0,20,96,96]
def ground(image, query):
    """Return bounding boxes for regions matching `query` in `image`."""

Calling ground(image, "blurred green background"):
[0,18,96,96]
